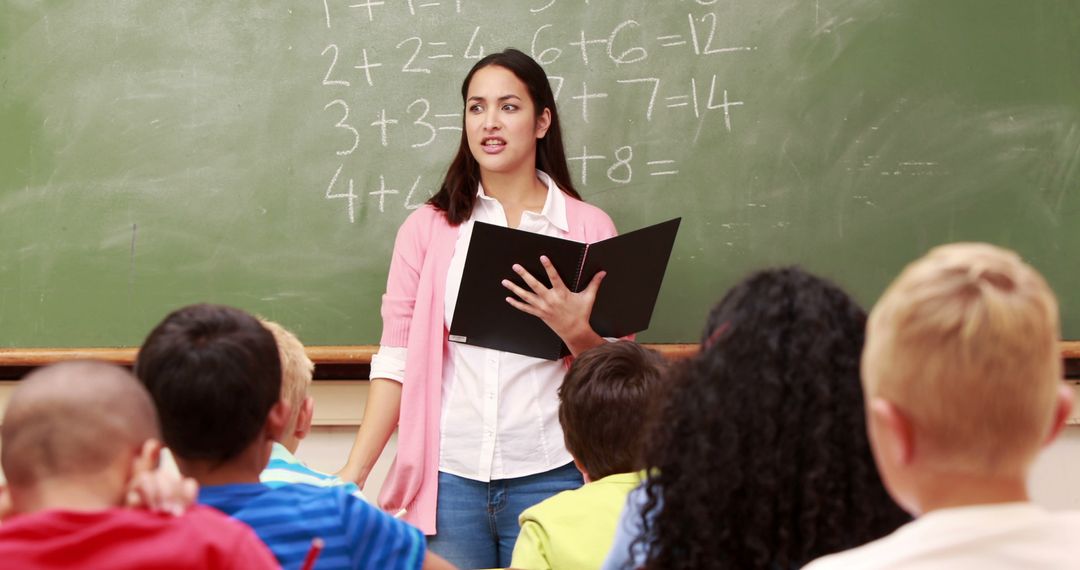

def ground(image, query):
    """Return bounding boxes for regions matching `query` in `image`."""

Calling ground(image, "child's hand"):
[125,444,198,516]
[125,467,198,516]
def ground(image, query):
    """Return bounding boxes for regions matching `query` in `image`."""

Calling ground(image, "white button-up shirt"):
[370,171,573,482]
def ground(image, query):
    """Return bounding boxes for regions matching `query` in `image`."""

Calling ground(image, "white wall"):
[1030,427,1080,510]
[2,379,1079,509]
[297,381,1080,508]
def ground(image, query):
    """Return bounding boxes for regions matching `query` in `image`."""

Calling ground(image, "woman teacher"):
[339,48,617,568]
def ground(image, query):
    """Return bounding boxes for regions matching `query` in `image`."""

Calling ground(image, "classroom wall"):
[294,381,1080,509]
[1030,427,1080,510]
[296,423,1080,511]
[2,379,1080,510]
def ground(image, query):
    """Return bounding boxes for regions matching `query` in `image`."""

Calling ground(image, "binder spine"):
[572,244,589,292]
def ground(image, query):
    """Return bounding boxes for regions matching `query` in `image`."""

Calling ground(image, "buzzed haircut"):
[864,243,1061,475]
[559,341,667,480]
[1,361,159,487]
[134,304,281,465]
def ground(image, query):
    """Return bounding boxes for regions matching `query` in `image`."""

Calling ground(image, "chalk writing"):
[353,48,382,86]
[324,100,360,155]
[312,2,755,220]
[569,144,678,185]
[321,44,350,87]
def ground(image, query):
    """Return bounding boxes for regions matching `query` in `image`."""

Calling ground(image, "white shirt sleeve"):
[369,345,407,383]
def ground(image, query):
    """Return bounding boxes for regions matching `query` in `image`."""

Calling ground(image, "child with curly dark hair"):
[602,267,910,570]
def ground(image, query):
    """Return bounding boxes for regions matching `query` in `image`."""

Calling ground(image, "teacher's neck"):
[480,166,547,207]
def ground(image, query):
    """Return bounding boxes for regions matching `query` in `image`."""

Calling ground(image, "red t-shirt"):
[0,505,279,569]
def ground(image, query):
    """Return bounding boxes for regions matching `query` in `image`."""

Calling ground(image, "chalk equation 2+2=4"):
[313,4,755,222]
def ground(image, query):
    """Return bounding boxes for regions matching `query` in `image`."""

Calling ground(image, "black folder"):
[448,218,681,360]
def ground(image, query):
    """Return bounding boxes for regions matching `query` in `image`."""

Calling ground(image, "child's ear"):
[1044,384,1074,447]
[572,457,591,484]
[132,439,163,476]
[123,439,163,500]
[0,483,13,520]
[868,397,915,466]
[295,396,315,441]
[266,399,291,441]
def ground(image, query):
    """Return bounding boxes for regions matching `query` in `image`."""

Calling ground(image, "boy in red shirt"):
[0,360,279,569]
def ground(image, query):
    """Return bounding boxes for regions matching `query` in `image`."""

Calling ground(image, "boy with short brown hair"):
[136,303,453,570]
[511,341,666,569]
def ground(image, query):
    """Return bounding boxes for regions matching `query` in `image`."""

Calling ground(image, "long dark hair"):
[636,267,910,569]
[428,48,580,225]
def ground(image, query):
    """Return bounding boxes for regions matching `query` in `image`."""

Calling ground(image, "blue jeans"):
[426,462,583,569]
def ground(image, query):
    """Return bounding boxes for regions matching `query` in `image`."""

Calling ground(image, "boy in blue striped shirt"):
[257,320,365,500]
[135,304,455,570]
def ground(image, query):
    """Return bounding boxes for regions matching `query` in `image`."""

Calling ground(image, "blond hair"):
[260,319,314,410]
[863,243,1061,475]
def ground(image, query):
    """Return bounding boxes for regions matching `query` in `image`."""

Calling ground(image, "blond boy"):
[806,243,1078,569]
[258,320,365,499]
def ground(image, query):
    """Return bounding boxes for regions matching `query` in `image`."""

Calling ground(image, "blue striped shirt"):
[260,443,367,501]
[199,483,424,570]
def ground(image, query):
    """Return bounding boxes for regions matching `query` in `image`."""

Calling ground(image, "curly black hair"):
[635,267,910,569]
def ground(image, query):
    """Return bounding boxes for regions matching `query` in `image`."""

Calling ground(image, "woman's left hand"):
[502,255,606,356]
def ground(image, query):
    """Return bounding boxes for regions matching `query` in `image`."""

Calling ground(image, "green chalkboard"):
[2,1,1079,347]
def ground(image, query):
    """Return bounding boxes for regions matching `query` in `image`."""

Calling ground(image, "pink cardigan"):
[376,200,617,534]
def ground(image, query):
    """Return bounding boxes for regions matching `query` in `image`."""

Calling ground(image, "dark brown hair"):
[135,303,281,465]
[428,48,580,225]
[559,341,667,480]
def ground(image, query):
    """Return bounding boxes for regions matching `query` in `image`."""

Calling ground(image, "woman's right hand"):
[337,378,403,488]
[503,255,607,356]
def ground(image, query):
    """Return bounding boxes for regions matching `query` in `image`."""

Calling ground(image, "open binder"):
[449,218,681,360]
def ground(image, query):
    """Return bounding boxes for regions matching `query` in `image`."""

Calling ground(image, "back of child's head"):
[134,303,281,464]
[259,319,314,416]
[2,361,158,490]
[639,267,908,570]
[864,242,1061,476]
[559,341,666,481]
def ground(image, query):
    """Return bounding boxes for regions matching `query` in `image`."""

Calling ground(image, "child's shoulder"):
[519,482,592,525]
[202,482,346,512]
[524,472,643,525]
[263,481,353,503]
[265,484,388,523]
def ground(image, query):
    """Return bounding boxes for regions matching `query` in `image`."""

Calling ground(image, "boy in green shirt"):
[511,341,667,570]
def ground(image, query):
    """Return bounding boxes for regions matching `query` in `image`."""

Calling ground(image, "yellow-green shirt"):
[511,471,644,570]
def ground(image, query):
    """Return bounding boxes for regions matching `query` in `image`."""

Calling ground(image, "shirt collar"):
[270,441,296,462]
[592,471,647,486]
[476,170,569,232]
